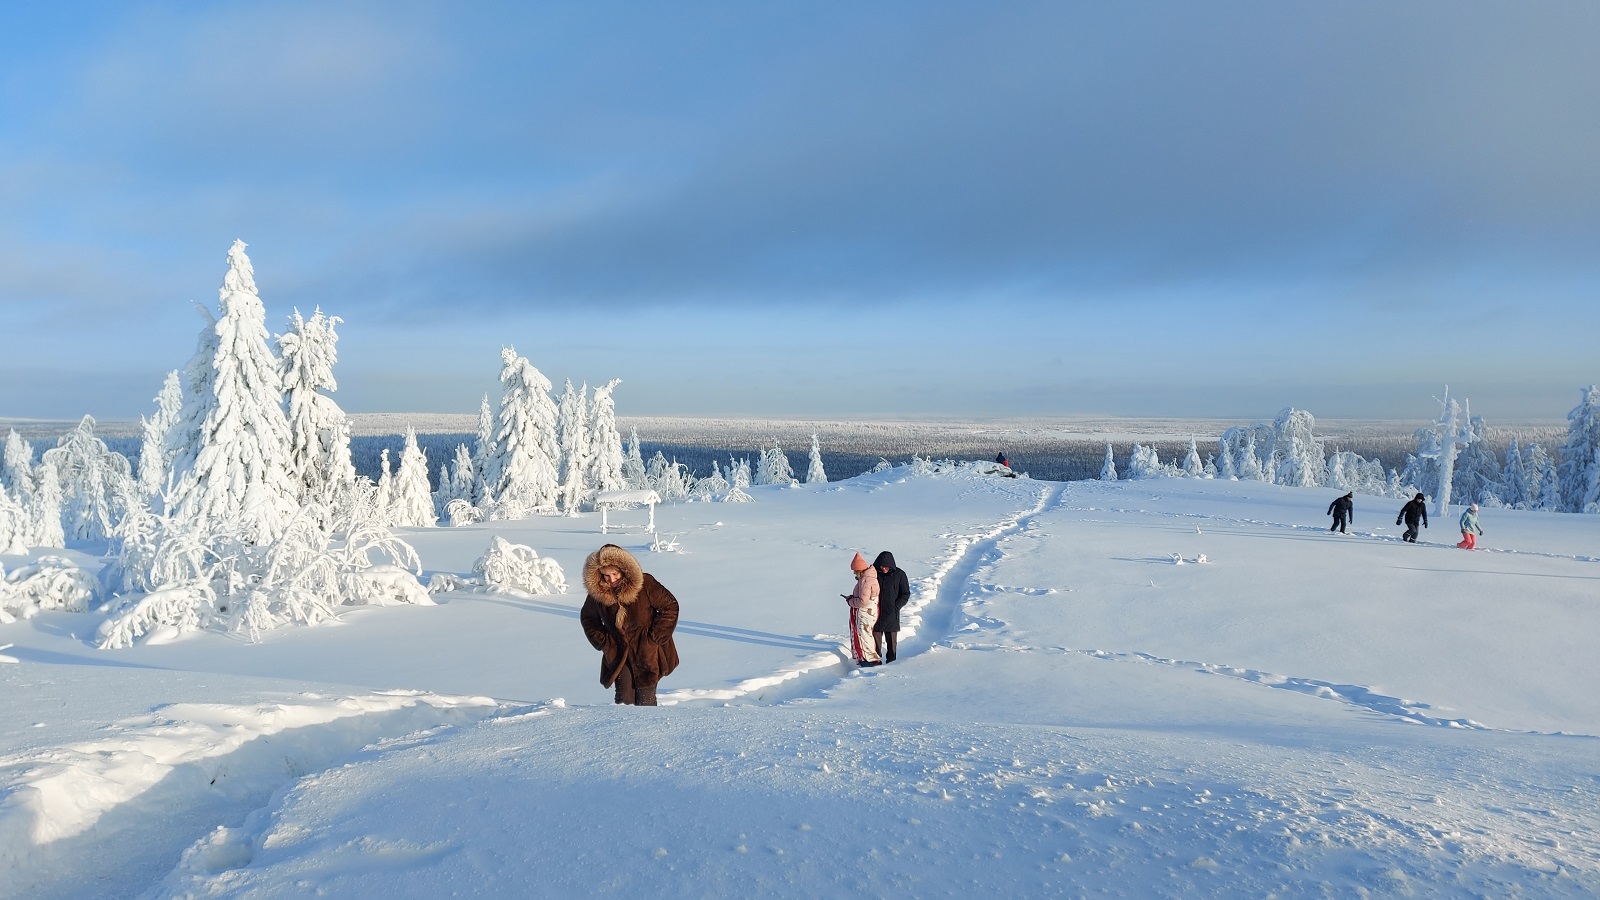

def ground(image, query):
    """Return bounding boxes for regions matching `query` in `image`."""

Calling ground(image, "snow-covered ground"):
[3,467,1598,898]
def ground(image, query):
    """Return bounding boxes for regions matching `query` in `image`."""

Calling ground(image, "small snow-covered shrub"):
[1,556,101,621]
[445,498,483,527]
[95,585,214,649]
[97,505,428,647]
[870,458,893,474]
[349,564,435,606]
[472,536,567,596]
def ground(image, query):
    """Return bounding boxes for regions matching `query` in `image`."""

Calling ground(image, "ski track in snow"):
[923,484,1600,739]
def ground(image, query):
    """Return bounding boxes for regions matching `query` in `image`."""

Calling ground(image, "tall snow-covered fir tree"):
[1450,416,1502,506]
[484,348,560,519]
[586,379,626,495]
[806,434,827,484]
[555,379,592,513]
[1214,439,1235,480]
[621,426,648,490]
[1181,436,1205,477]
[471,394,496,508]
[279,308,356,510]
[390,427,437,527]
[2,429,34,503]
[30,462,66,548]
[164,240,300,543]
[1498,437,1530,509]
[136,371,184,499]
[1100,444,1117,481]
[1557,384,1600,514]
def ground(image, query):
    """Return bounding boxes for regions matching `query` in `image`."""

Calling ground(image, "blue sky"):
[2,2,1596,422]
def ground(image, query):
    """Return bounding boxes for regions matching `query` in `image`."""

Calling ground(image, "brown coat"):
[579,544,681,689]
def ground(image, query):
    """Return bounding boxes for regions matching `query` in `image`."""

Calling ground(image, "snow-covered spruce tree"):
[1499,437,1529,509]
[1181,436,1205,478]
[1557,384,1600,514]
[1451,416,1501,507]
[806,434,828,484]
[755,441,794,486]
[1126,444,1167,479]
[647,452,696,502]
[729,456,752,490]
[484,348,560,519]
[586,379,626,495]
[374,448,395,521]
[279,308,357,513]
[1532,446,1563,512]
[390,427,436,527]
[164,240,299,544]
[1268,408,1324,488]
[0,490,28,554]
[440,444,475,513]
[29,463,65,548]
[1,429,33,500]
[42,416,134,542]
[692,460,730,501]
[1218,425,1270,482]
[555,379,592,513]
[1325,451,1387,496]
[136,371,184,499]
[470,394,496,509]
[1099,444,1117,481]
[621,426,648,490]
[1214,438,1236,480]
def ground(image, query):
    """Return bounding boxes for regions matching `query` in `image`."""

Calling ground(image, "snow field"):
[1,468,1598,897]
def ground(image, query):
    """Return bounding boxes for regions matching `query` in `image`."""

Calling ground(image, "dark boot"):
[635,685,658,706]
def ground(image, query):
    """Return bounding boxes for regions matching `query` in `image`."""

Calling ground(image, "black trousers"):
[613,666,659,706]
[1330,515,1348,533]
[874,631,898,663]
[1402,524,1419,542]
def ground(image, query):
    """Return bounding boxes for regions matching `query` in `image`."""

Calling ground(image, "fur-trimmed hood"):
[583,543,644,608]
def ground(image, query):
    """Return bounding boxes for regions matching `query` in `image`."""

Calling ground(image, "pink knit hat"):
[850,552,869,571]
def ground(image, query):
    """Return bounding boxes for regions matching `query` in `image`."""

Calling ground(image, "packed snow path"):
[3,471,1598,897]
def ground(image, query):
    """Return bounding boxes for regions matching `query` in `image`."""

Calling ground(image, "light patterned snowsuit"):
[847,567,881,664]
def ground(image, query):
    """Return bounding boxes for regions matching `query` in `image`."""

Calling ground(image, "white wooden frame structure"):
[593,489,661,535]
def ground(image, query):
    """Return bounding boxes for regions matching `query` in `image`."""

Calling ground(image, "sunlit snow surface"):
[3,469,1599,898]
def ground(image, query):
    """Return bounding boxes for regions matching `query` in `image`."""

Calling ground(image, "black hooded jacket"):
[871,551,911,634]
[1327,494,1353,521]
[1398,496,1429,528]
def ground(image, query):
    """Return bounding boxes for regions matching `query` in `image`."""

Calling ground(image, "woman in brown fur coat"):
[580,543,681,706]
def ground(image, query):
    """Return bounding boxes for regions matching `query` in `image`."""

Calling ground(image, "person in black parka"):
[1326,492,1354,534]
[871,551,911,663]
[1396,492,1429,543]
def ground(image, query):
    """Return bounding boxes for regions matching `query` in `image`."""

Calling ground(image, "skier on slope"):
[1396,493,1428,543]
[1326,492,1354,534]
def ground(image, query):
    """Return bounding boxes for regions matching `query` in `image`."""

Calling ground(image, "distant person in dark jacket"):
[1397,493,1428,543]
[871,551,911,663]
[995,452,1009,468]
[1326,492,1354,534]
